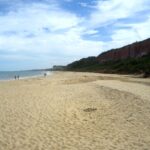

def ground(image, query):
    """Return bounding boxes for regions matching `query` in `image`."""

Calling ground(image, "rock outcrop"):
[97,38,150,62]
[65,38,150,75]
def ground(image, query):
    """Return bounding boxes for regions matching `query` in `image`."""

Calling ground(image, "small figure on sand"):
[14,75,20,80]
[44,73,47,77]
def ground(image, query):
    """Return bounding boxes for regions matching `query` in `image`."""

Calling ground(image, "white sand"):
[0,72,150,150]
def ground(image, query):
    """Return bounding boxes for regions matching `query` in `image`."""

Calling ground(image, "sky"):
[0,0,150,71]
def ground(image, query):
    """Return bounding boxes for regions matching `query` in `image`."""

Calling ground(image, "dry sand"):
[0,72,150,150]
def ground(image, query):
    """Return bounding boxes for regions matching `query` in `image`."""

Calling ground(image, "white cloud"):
[0,3,80,33]
[84,30,99,35]
[81,0,150,51]
[126,17,150,40]
[88,0,150,28]
[0,2,103,67]
[0,0,150,70]
[105,16,150,50]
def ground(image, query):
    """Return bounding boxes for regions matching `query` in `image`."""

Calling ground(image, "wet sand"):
[0,72,150,150]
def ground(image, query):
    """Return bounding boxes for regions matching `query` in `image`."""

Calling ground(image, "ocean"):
[0,70,50,80]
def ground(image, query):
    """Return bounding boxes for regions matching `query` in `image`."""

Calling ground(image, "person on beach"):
[14,75,17,80]
[17,75,19,80]
[44,73,47,77]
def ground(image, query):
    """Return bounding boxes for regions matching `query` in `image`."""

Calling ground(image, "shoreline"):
[0,71,52,82]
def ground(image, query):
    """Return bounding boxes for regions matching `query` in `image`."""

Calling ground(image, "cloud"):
[0,0,150,70]
[78,2,96,8]
[0,3,80,33]
[0,1,104,70]
[88,0,150,27]
[121,17,150,40]
[81,0,150,50]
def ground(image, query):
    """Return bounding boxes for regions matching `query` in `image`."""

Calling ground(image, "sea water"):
[0,70,50,80]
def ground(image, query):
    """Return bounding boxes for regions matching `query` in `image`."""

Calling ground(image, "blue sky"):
[0,0,150,71]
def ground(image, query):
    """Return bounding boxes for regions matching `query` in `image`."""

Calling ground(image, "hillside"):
[97,38,150,62]
[65,38,150,76]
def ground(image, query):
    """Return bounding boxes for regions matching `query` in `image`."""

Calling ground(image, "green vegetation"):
[66,57,98,70]
[65,54,150,76]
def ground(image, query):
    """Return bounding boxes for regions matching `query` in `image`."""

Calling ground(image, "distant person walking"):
[44,73,47,77]
[17,75,20,80]
[14,75,17,80]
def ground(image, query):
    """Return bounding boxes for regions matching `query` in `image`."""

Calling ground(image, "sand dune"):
[0,72,150,150]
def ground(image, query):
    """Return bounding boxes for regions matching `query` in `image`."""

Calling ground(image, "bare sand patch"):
[0,72,150,150]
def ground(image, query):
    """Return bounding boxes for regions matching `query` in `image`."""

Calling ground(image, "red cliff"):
[97,38,150,62]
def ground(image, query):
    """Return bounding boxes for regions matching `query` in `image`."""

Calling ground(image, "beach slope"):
[0,72,150,150]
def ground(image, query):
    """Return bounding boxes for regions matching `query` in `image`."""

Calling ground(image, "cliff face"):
[65,38,150,75]
[97,38,150,62]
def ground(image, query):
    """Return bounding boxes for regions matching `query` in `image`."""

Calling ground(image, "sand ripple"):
[0,72,150,150]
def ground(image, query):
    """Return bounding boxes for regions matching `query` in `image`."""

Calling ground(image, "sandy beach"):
[0,72,150,150]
